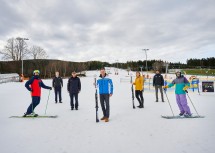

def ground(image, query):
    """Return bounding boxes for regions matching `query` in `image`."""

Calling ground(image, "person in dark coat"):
[24,70,52,117]
[67,71,81,110]
[153,70,164,102]
[52,71,63,103]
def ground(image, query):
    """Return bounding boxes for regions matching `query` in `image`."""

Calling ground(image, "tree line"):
[0,60,111,78]
[0,57,214,78]
[186,58,215,68]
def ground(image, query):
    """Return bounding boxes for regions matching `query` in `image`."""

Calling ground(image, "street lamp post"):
[140,66,143,74]
[16,37,29,76]
[142,49,149,77]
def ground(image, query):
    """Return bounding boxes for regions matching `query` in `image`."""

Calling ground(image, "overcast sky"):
[0,0,215,63]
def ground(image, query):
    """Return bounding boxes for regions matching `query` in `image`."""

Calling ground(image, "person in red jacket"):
[23,70,52,117]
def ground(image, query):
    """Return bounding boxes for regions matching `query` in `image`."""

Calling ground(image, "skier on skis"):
[96,68,113,122]
[24,70,52,117]
[132,71,144,108]
[163,70,192,117]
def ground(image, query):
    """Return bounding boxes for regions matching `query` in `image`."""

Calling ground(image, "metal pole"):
[140,66,143,74]
[142,49,149,77]
[45,90,51,115]
[22,39,23,75]
[164,89,175,116]
[185,90,200,117]
[16,37,29,76]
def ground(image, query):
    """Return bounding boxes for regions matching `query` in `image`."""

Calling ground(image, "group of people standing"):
[132,69,192,117]
[23,70,81,117]
[132,70,164,109]
[52,71,81,110]
[23,67,192,120]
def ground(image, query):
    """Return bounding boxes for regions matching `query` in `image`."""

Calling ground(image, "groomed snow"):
[0,68,215,153]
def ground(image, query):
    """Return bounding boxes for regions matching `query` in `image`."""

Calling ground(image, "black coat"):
[153,74,164,86]
[52,77,63,88]
[67,77,81,93]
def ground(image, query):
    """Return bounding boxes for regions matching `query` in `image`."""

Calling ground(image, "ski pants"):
[26,96,41,114]
[54,86,62,102]
[99,94,110,118]
[175,94,191,115]
[135,90,144,105]
[70,93,79,108]
[155,85,164,101]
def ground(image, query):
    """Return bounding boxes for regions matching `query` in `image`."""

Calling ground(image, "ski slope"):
[0,68,215,153]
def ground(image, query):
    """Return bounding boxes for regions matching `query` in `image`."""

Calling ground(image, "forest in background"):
[0,57,214,78]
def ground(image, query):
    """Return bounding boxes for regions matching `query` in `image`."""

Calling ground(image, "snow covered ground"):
[0,68,215,153]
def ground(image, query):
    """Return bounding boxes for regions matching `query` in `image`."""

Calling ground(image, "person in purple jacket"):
[163,70,192,117]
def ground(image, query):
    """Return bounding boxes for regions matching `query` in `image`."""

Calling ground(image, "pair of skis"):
[10,90,57,118]
[94,77,99,123]
[131,76,135,109]
[161,115,204,119]
[10,115,58,118]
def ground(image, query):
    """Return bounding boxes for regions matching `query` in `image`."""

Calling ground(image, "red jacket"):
[25,76,51,97]
[31,79,42,96]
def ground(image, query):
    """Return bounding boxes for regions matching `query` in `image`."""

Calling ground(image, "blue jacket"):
[97,75,113,94]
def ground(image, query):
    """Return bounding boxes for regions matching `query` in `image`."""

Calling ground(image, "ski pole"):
[164,88,174,116]
[185,90,200,117]
[44,90,51,115]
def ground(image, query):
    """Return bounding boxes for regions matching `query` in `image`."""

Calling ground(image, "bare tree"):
[0,38,15,60]
[0,38,29,61]
[29,45,48,59]
[16,38,29,60]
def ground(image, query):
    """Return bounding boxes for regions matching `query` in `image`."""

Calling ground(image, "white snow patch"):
[0,68,215,153]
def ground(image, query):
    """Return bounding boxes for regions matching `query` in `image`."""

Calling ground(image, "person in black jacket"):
[153,70,164,102]
[67,71,81,110]
[52,72,63,103]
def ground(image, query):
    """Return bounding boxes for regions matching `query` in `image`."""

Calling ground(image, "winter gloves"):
[163,85,168,89]
[183,86,189,91]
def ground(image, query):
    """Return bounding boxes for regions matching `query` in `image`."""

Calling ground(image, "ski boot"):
[23,113,28,117]
[179,112,184,116]
[184,113,192,118]
[31,113,38,117]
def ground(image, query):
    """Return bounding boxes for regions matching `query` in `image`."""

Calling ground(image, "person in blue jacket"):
[96,68,113,122]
